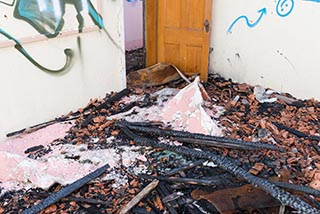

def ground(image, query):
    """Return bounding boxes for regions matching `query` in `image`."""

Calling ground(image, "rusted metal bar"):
[22,164,110,214]
[117,121,279,150]
[117,125,319,214]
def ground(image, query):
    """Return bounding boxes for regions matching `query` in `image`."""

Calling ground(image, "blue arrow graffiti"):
[227,8,267,33]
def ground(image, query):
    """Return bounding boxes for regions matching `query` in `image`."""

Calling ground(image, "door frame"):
[145,0,158,67]
[144,0,212,81]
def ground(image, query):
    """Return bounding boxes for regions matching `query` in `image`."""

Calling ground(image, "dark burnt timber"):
[271,181,320,198]
[272,122,320,141]
[96,88,131,110]
[157,182,179,214]
[140,174,227,186]
[173,137,258,150]
[22,164,110,214]
[80,89,131,128]
[118,121,279,151]
[117,125,320,214]
[165,159,206,176]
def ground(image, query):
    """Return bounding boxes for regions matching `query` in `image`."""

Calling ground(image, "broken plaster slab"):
[0,124,147,192]
[161,77,222,135]
[0,122,73,156]
[112,78,222,136]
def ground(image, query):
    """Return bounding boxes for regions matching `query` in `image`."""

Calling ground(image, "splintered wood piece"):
[119,179,159,214]
[127,63,181,88]
[191,184,280,213]
[249,163,265,175]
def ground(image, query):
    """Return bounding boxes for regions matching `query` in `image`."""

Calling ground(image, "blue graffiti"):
[14,0,104,38]
[276,0,295,17]
[0,0,104,72]
[227,8,267,33]
[303,0,320,2]
[0,27,72,73]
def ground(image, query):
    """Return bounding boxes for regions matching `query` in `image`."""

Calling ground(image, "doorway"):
[123,0,146,73]
[124,0,212,81]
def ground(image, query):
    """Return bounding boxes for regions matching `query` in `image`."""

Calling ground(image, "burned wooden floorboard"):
[117,125,320,214]
[22,164,110,214]
[119,121,279,151]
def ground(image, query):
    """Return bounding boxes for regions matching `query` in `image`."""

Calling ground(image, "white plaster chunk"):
[254,85,277,103]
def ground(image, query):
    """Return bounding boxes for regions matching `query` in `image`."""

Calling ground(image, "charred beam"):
[140,174,224,186]
[166,159,206,176]
[173,137,257,150]
[157,182,179,214]
[272,181,320,198]
[272,122,320,141]
[22,164,110,214]
[96,88,131,110]
[117,125,320,214]
[117,121,279,150]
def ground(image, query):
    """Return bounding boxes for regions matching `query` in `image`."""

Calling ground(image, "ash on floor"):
[125,48,145,73]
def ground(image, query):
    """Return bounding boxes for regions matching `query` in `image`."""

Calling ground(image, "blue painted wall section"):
[0,0,104,73]
[227,0,296,33]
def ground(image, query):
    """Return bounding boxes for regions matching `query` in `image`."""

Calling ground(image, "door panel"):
[186,45,202,74]
[187,0,205,30]
[164,1,181,28]
[164,43,180,68]
[157,0,212,81]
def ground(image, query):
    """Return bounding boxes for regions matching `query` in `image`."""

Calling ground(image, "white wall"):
[124,0,143,50]
[0,0,126,140]
[210,0,320,100]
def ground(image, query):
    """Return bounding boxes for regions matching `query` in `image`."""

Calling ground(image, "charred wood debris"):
[2,75,320,214]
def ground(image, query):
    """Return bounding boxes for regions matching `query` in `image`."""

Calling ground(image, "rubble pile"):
[1,74,320,214]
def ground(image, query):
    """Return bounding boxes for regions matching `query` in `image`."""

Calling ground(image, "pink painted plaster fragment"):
[0,122,73,156]
[161,77,221,135]
[0,151,101,190]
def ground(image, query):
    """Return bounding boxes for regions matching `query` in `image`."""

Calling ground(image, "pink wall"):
[124,0,144,50]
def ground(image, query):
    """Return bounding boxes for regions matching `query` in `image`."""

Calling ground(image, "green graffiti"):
[0,28,73,73]
[14,0,104,37]
[0,0,106,73]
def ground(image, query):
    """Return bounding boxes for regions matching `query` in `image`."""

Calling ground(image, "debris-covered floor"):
[1,74,320,214]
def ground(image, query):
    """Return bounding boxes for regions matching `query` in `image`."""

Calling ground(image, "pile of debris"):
[1,74,320,214]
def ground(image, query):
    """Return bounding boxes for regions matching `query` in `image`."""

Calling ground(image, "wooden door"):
[155,0,212,81]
